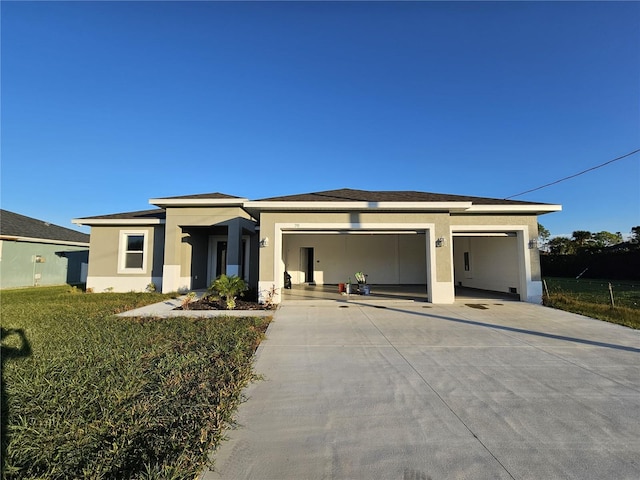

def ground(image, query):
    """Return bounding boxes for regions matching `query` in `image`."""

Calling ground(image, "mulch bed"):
[175,297,275,311]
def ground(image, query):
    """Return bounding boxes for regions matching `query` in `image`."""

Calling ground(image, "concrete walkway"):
[202,298,640,480]
[116,293,273,318]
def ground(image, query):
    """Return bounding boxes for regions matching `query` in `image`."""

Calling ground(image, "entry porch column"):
[226,218,243,277]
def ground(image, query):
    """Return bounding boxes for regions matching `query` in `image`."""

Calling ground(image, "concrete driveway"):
[202,297,640,480]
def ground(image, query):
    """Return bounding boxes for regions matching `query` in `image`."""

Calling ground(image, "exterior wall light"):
[435,237,446,247]
[260,237,269,247]
[528,239,538,249]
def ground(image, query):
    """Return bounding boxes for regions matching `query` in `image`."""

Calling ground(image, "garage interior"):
[279,229,523,302]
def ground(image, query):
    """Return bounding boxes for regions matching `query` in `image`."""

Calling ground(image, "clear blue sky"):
[2,1,638,238]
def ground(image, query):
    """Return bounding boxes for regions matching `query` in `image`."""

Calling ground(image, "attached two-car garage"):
[248,189,559,304]
[281,228,532,302]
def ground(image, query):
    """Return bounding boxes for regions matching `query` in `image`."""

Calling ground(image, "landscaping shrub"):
[1,286,270,479]
[208,275,248,310]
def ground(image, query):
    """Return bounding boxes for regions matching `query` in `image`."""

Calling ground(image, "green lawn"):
[1,286,271,479]
[543,277,640,329]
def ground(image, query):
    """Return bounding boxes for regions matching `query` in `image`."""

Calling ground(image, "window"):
[119,231,148,273]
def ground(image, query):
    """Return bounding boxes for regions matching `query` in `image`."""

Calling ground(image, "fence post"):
[543,279,550,303]
[608,282,615,309]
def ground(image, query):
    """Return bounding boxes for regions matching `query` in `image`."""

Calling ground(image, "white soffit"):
[72,218,165,226]
[283,230,422,234]
[465,204,562,214]
[452,232,516,237]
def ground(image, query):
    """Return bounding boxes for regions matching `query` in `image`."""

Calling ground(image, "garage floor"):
[203,299,640,479]
[282,283,518,303]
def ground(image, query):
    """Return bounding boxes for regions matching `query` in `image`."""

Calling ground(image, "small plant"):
[355,272,367,284]
[210,274,248,310]
[260,284,279,309]
[181,291,197,309]
[146,282,156,293]
[104,286,114,293]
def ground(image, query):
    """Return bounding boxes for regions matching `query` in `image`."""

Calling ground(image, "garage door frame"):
[271,222,450,303]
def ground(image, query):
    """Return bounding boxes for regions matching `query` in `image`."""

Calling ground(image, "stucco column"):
[162,216,184,293]
[226,218,243,277]
[430,223,455,304]
[518,228,542,303]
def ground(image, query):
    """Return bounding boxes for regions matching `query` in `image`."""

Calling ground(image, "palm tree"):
[210,274,248,309]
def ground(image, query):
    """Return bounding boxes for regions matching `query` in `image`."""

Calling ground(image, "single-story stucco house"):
[1,209,90,289]
[73,188,561,304]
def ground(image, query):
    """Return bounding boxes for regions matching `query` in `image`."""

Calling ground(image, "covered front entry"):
[173,218,257,291]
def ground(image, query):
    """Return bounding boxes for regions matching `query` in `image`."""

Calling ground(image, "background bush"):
[1,287,270,479]
[541,251,640,280]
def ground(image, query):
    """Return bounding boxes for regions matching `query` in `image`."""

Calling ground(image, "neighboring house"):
[73,188,561,304]
[1,210,90,289]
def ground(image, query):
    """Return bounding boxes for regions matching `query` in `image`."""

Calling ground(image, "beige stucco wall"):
[84,206,543,300]
[258,210,543,303]
[85,224,164,292]
[161,206,257,292]
[163,206,253,270]
[258,211,451,283]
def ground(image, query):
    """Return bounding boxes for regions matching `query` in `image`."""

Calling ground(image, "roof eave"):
[72,218,166,226]
[465,204,563,215]
[0,235,89,247]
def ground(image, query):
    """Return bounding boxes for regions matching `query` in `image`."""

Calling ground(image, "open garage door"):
[282,232,428,287]
[453,232,523,299]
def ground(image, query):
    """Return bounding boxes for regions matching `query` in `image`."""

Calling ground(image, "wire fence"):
[543,277,640,310]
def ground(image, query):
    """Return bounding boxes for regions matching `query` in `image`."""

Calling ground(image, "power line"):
[505,148,640,199]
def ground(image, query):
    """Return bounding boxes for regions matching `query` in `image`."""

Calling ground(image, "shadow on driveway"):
[345,300,640,353]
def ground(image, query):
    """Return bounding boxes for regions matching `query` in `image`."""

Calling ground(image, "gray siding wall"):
[0,240,88,289]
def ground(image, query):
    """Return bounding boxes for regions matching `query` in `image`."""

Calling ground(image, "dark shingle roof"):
[153,192,245,200]
[74,209,166,221]
[1,210,90,244]
[255,188,543,205]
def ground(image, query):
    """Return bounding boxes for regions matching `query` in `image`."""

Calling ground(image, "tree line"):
[538,225,640,255]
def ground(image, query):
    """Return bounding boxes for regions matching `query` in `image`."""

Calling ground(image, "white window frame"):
[118,230,148,274]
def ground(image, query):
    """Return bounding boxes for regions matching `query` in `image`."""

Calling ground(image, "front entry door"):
[301,247,314,284]
[216,241,228,277]
[208,236,249,286]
